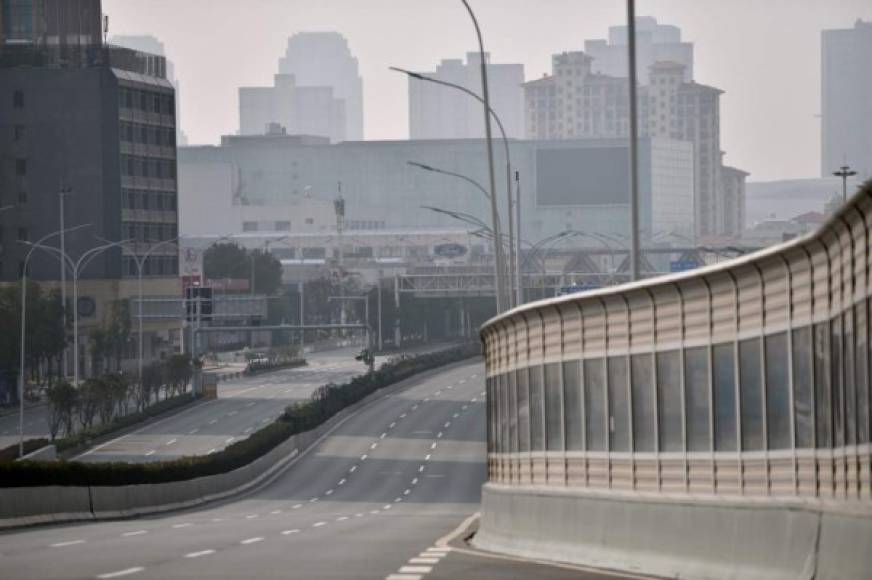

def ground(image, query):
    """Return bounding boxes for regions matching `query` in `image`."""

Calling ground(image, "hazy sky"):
[103,0,872,182]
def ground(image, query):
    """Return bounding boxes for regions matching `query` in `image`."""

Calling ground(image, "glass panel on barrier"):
[517,369,530,452]
[858,301,870,444]
[499,374,509,454]
[563,360,584,451]
[739,338,764,451]
[765,332,791,450]
[508,371,519,452]
[487,376,496,453]
[631,354,655,452]
[832,317,844,447]
[657,350,683,452]
[713,343,738,451]
[844,311,856,446]
[585,359,607,451]
[608,356,630,452]
[685,347,711,452]
[529,365,545,451]
[545,363,563,451]
[815,322,832,448]
[792,327,814,448]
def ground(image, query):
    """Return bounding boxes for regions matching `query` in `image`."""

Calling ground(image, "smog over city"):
[0,1,870,579]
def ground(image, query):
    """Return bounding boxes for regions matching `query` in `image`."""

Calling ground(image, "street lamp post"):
[459,0,505,312]
[17,223,91,455]
[392,66,518,307]
[833,165,857,203]
[626,0,642,281]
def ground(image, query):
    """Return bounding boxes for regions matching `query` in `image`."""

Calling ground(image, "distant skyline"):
[102,0,872,182]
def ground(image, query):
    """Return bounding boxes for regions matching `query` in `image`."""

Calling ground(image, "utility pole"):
[394,274,401,349]
[298,280,305,350]
[59,185,71,378]
[833,165,857,203]
[377,272,383,351]
[627,0,642,282]
[515,171,522,304]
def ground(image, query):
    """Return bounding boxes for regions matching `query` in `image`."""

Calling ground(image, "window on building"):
[305,218,314,225]
[13,90,23,108]
[17,190,26,204]
[140,91,148,111]
[13,124,24,141]
[242,221,259,232]
[15,158,26,176]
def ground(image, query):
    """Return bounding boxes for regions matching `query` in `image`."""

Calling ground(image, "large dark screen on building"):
[536,147,629,206]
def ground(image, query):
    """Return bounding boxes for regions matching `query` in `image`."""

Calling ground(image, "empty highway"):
[0,359,609,580]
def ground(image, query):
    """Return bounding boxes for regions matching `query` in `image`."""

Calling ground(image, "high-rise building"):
[408,52,525,140]
[0,0,181,373]
[1,0,103,47]
[584,16,693,84]
[278,32,363,141]
[239,74,346,142]
[821,19,872,179]
[525,49,745,239]
[110,34,188,146]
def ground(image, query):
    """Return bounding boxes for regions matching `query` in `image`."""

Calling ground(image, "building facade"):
[525,50,742,240]
[821,19,872,179]
[0,0,181,375]
[278,31,364,141]
[239,74,346,142]
[178,135,695,247]
[584,15,694,84]
[408,52,525,140]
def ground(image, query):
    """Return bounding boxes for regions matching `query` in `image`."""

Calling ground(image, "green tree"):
[46,382,78,439]
[203,242,282,295]
[90,300,132,374]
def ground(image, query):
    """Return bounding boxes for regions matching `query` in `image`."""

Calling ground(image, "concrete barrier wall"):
[475,483,872,580]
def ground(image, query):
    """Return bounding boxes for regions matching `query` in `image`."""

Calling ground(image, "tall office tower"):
[525,52,742,238]
[0,0,181,371]
[239,74,346,142]
[111,35,188,145]
[821,19,872,179]
[278,32,363,141]
[584,16,693,84]
[408,52,525,140]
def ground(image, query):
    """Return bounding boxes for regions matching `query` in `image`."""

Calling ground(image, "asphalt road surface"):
[75,348,376,463]
[0,359,621,580]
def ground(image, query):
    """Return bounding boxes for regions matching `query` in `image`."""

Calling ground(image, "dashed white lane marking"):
[338,478,346,485]
[444,421,451,428]
[246,402,256,407]
[389,422,396,428]
[411,477,418,485]
[325,489,334,496]
[209,419,218,425]
[96,567,144,579]
[309,498,319,503]
[430,442,438,449]
[121,530,147,537]
[51,539,85,547]
[312,521,327,528]
[261,418,270,424]
[145,450,155,456]
[453,413,459,418]
[292,504,303,509]
[361,454,368,461]
[383,504,393,510]
[418,465,425,472]
[427,547,452,552]
[172,523,192,528]
[281,529,300,535]
[386,575,422,580]
[185,550,215,559]
[166,439,177,446]
[270,509,282,515]
[240,537,264,545]
[370,442,378,449]
[399,566,432,574]
[207,448,217,454]
[380,433,386,439]
[424,454,431,461]
[400,413,407,418]
[336,516,348,521]
[227,411,238,417]
[403,489,411,495]
[211,518,224,522]
[409,557,440,564]
[245,514,258,520]
[225,437,236,444]
[437,432,443,439]
[243,427,253,434]
[420,551,447,558]
[370,510,380,514]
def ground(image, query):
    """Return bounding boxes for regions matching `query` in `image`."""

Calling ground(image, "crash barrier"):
[476,181,872,579]
[0,343,480,529]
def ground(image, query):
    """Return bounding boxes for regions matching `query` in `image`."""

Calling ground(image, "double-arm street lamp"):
[16,223,91,455]
[833,165,857,203]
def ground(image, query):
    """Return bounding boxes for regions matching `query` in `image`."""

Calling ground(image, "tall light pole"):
[25,238,131,386]
[126,236,183,387]
[626,0,642,281]
[459,0,505,312]
[58,186,72,378]
[833,165,857,203]
[17,223,90,455]
[391,66,518,307]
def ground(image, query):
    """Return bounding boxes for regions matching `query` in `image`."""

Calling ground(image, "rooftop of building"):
[0,43,167,78]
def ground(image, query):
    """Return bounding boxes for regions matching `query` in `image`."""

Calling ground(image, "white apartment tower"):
[525,49,744,238]
[279,32,364,141]
[821,19,872,179]
[408,52,525,140]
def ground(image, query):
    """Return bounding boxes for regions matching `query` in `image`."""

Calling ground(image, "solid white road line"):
[51,539,85,547]
[240,537,263,545]
[185,550,215,558]
[96,567,144,579]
